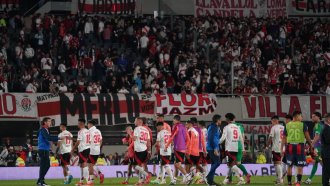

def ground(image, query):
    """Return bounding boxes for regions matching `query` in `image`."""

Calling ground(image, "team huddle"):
[37,110,324,186]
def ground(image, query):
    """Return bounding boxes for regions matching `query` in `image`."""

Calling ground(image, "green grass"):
[0,176,323,186]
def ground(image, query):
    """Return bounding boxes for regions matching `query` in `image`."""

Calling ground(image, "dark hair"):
[156,122,163,127]
[292,111,302,117]
[78,118,86,123]
[157,114,164,118]
[271,115,279,120]
[141,117,147,124]
[190,117,198,124]
[212,114,221,123]
[225,113,235,121]
[173,115,180,121]
[88,120,96,125]
[199,120,206,127]
[313,112,322,120]
[285,114,293,120]
[41,117,51,125]
[60,123,67,127]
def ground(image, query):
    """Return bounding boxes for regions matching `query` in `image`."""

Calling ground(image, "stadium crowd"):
[0,13,329,95]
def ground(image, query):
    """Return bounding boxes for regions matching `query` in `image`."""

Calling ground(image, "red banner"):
[78,0,135,14]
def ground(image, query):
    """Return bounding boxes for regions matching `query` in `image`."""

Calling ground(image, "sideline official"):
[321,113,330,186]
[37,117,60,186]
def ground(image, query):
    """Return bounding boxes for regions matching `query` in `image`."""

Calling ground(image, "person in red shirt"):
[82,54,93,78]
[121,126,135,185]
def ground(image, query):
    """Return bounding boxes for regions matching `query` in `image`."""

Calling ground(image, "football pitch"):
[0,176,323,186]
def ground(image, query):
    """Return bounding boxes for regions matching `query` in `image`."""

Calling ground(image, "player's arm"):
[132,129,138,141]
[267,127,274,148]
[312,125,320,148]
[41,128,59,142]
[165,126,178,149]
[303,122,312,147]
[201,132,207,154]
[219,126,227,144]
[280,126,287,156]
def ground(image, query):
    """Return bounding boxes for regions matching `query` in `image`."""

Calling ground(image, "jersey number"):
[288,129,301,140]
[233,129,239,140]
[65,136,71,145]
[164,134,170,144]
[140,131,148,142]
[94,135,101,144]
[86,134,91,144]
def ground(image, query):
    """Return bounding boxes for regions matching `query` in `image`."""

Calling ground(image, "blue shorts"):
[285,144,306,167]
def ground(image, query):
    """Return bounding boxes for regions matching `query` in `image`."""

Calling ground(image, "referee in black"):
[37,117,60,186]
[321,113,330,186]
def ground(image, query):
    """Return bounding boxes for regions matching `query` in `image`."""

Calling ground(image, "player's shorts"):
[160,155,171,165]
[78,148,90,164]
[236,150,243,163]
[59,153,71,166]
[285,144,306,167]
[174,151,185,163]
[226,151,237,164]
[199,152,210,164]
[88,155,99,164]
[134,150,148,165]
[186,155,200,165]
[272,151,282,162]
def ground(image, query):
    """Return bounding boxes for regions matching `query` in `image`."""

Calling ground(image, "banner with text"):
[78,0,135,14]
[241,95,330,119]
[194,0,287,18]
[287,0,330,17]
[0,93,37,119]
[155,94,218,117]
[36,93,154,126]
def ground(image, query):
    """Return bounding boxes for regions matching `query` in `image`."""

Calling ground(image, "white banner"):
[287,0,330,17]
[155,94,217,116]
[0,93,37,119]
[195,0,287,18]
[241,95,330,119]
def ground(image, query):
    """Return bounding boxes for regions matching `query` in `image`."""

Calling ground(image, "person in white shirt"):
[57,123,73,184]
[267,115,285,185]
[87,120,104,185]
[72,119,90,186]
[41,54,52,72]
[326,82,330,95]
[155,122,176,185]
[133,117,152,185]
[220,119,245,185]
[26,81,37,93]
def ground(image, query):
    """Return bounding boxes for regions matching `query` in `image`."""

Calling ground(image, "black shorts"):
[226,151,237,164]
[199,152,210,164]
[282,154,287,163]
[59,153,71,166]
[78,149,90,164]
[186,155,200,165]
[272,151,282,162]
[160,155,171,165]
[134,150,148,165]
[174,151,185,163]
[88,155,99,164]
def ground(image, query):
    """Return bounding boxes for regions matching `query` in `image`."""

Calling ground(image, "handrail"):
[23,0,49,17]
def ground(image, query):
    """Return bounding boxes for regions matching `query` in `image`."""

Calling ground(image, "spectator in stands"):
[256,150,267,164]
[6,146,17,167]
[22,139,33,165]
[0,146,8,166]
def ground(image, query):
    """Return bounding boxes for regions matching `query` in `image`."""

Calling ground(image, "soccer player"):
[121,126,135,185]
[86,120,103,185]
[57,123,73,184]
[186,119,206,183]
[267,116,284,185]
[220,114,245,185]
[281,111,313,186]
[282,114,293,180]
[133,117,152,185]
[206,114,222,186]
[156,121,176,185]
[198,121,209,175]
[223,113,251,185]
[165,115,192,184]
[151,114,171,184]
[72,119,90,186]
[304,112,323,185]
